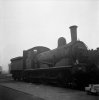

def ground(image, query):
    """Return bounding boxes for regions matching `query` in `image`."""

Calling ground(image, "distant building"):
[8,63,11,73]
[0,66,2,74]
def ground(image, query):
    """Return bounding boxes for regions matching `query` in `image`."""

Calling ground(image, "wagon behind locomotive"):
[10,56,23,80]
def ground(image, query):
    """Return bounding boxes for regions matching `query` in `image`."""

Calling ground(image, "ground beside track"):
[0,85,44,100]
[0,81,98,100]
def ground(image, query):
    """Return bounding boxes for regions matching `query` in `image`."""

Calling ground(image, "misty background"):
[0,0,99,72]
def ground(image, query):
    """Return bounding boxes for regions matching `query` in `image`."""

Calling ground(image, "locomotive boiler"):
[36,26,88,68]
[10,25,90,89]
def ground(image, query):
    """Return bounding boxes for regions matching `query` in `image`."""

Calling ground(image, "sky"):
[0,0,99,71]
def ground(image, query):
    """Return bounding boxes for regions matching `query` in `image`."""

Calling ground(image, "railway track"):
[0,81,98,100]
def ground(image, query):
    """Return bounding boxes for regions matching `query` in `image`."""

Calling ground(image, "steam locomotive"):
[10,25,93,88]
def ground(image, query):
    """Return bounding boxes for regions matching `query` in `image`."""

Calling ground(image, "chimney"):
[69,25,78,42]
